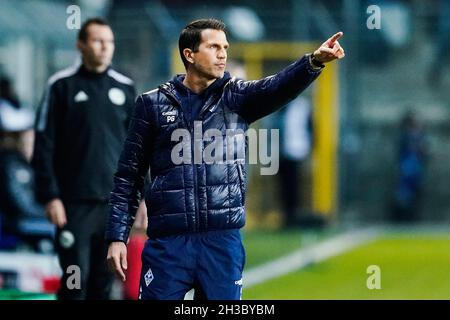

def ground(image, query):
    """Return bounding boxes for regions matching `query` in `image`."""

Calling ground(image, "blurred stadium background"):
[1,0,450,299]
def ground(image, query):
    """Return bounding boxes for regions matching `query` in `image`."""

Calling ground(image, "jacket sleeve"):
[227,54,323,124]
[32,81,61,204]
[106,94,152,243]
[127,85,151,186]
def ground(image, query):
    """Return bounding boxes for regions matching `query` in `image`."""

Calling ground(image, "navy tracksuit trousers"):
[139,229,245,300]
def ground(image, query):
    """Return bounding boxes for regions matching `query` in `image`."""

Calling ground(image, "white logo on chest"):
[108,87,126,106]
[162,110,178,123]
[74,91,88,102]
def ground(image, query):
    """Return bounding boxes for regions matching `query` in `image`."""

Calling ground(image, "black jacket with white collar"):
[33,64,136,204]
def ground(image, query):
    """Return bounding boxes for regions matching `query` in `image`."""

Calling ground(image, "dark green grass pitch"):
[243,235,450,299]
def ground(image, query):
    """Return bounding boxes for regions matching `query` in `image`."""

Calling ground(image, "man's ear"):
[76,40,84,52]
[183,48,194,64]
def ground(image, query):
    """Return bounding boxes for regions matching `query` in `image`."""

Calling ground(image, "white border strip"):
[243,227,381,288]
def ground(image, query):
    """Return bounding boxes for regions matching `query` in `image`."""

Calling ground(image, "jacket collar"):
[160,72,231,103]
[78,64,111,78]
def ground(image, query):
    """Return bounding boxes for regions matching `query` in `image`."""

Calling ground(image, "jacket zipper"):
[199,93,218,117]
[195,91,225,230]
[191,126,200,232]
[160,81,230,232]
[160,85,200,232]
[188,90,200,232]
[198,78,232,117]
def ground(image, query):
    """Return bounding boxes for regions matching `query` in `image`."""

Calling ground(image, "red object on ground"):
[123,234,146,300]
[42,276,60,293]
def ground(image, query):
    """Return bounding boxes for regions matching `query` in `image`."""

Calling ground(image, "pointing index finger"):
[328,32,344,47]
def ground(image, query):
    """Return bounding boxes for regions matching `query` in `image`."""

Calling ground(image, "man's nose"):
[218,49,227,59]
[101,41,111,50]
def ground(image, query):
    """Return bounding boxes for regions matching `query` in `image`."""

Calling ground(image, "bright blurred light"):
[223,6,265,41]
[381,3,412,48]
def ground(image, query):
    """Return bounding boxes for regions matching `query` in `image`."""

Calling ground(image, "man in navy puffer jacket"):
[106,18,345,300]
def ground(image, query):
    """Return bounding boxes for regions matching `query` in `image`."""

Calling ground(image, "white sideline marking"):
[243,227,381,288]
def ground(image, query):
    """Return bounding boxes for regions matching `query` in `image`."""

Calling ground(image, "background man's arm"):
[32,81,67,227]
[32,82,62,204]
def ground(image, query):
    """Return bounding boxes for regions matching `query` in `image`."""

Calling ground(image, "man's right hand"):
[107,241,128,282]
[313,31,345,64]
[45,198,67,228]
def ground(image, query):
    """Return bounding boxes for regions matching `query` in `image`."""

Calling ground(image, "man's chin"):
[199,69,224,80]
[95,58,112,67]
[93,61,111,71]
[214,71,225,79]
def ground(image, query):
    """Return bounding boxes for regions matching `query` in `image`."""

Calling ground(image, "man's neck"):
[82,60,109,74]
[183,70,217,94]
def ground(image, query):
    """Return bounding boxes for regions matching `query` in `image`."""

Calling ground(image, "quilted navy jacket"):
[106,54,322,242]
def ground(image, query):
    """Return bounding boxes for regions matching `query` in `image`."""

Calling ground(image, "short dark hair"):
[178,18,227,69]
[78,18,111,42]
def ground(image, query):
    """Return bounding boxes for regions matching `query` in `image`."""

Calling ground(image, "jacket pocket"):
[150,175,159,190]
[146,176,159,206]
[237,163,246,203]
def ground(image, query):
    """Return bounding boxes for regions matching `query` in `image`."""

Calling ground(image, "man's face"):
[188,29,229,79]
[77,24,115,69]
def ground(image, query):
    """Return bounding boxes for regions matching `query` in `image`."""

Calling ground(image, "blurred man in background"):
[0,98,53,252]
[277,96,314,227]
[106,18,344,300]
[0,77,34,161]
[391,111,428,222]
[32,18,136,300]
[0,77,21,109]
